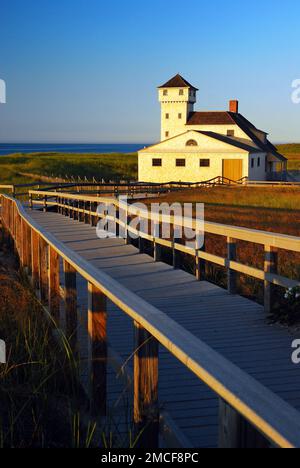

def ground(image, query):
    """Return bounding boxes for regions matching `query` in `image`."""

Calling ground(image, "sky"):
[0,0,299,143]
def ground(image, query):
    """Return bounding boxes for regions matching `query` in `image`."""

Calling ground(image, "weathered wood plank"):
[39,236,48,304]
[64,260,78,354]
[48,246,60,324]
[134,321,159,448]
[87,282,107,416]
[31,229,40,290]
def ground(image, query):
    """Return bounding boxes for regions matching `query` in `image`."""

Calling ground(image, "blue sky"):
[0,0,299,143]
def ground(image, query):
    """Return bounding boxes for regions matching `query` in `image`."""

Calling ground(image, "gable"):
[139,131,257,154]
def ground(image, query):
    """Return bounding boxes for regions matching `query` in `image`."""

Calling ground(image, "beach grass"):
[0,152,138,185]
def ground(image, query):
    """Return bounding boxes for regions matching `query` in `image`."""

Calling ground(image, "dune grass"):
[0,245,137,448]
[149,186,300,211]
[278,143,300,170]
[0,152,138,185]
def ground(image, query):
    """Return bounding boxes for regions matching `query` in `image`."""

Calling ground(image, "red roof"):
[187,111,235,125]
[158,74,198,90]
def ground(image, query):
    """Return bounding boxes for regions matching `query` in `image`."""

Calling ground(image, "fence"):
[29,190,300,315]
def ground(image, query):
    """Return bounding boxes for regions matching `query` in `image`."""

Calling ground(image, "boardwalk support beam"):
[64,260,78,355]
[88,283,107,416]
[134,322,159,449]
[219,399,270,448]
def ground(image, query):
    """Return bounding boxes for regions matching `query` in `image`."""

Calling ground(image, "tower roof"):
[158,74,199,90]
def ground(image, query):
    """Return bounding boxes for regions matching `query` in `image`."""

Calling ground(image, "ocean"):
[0,143,148,156]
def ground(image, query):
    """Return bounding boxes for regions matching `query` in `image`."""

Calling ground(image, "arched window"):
[186,139,198,147]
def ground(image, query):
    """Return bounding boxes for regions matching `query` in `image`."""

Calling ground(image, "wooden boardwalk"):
[26,209,300,448]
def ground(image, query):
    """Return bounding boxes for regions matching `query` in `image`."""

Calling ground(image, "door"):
[223,159,243,182]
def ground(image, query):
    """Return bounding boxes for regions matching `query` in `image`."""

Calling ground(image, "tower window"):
[227,130,235,137]
[163,90,168,96]
[165,113,169,119]
[152,159,162,167]
[186,139,198,147]
[165,131,169,138]
[179,89,184,96]
[178,113,182,119]
[251,159,255,168]
[176,159,186,167]
[200,159,210,167]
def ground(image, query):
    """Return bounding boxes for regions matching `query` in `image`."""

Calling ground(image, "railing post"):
[39,236,49,304]
[139,236,145,254]
[21,219,31,270]
[31,230,40,290]
[125,204,130,245]
[48,246,60,325]
[88,283,107,416]
[153,221,161,262]
[227,237,237,294]
[134,322,159,448]
[195,236,206,281]
[29,193,33,210]
[264,245,278,314]
[218,399,270,448]
[64,260,78,354]
[172,226,181,269]
[43,195,48,213]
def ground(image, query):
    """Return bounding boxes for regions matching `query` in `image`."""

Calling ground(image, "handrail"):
[28,190,300,302]
[2,192,300,448]
[29,189,300,252]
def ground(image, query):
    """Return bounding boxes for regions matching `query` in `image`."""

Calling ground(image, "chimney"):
[229,100,239,113]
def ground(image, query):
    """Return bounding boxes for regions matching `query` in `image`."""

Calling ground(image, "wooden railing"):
[2,193,300,448]
[29,190,300,315]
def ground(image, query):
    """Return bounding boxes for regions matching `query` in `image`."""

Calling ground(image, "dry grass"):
[144,186,300,323]
[149,186,300,211]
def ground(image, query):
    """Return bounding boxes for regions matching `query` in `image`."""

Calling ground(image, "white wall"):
[138,151,250,183]
[248,153,267,181]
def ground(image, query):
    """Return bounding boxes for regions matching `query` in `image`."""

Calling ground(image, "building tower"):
[158,74,198,141]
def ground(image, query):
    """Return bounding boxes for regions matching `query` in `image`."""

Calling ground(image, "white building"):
[138,74,287,183]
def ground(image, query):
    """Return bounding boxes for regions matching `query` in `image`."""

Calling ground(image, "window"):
[258,157,261,167]
[227,130,235,137]
[178,113,182,119]
[176,159,186,167]
[152,159,162,167]
[163,90,168,96]
[200,159,210,167]
[165,131,169,138]
[251,158,255,168]
[179,89,184,96]
[165,113,169,119]
[186,139,198,147]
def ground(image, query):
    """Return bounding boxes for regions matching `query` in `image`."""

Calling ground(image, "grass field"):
[0,152,138,185]
[0,143,298,186]
[278,143,300,170]
[150,185,300,212]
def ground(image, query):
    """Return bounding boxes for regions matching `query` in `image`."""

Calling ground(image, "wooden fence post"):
[195,235,206,281]
[31,230,40,290]
[153,221,161,262]
[48,246,60,325]
[227,237,237,294]
[39,236,48,304]
[134,322,159,449]
[219,399,270,448]
[88,283,107,416]
[264,245,278,314]
[21,219,30,270]
[64,260,78,354]
[172,226,181,269]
